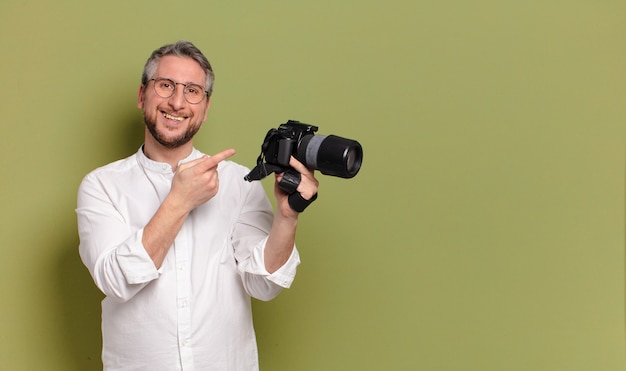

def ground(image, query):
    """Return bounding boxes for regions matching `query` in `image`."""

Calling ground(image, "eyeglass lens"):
[152,78,206,104]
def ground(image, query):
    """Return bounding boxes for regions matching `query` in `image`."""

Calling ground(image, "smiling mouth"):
[163,112,186,122]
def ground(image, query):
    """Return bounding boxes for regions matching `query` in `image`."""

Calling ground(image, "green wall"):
[1,1,625,370]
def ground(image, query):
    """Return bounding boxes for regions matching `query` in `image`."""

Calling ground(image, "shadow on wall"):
[56,237,105,370]
[55,111,143,370]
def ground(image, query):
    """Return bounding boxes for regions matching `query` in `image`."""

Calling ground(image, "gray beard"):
[144,113,199,148]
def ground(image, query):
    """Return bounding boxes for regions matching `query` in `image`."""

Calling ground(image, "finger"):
[176,149,236,174]
[201,148,237,169]
[288,156,313,176]
[281,158,315,197]
[177,155,211,172]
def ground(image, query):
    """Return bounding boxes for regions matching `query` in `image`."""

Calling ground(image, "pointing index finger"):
[206,148,236,167]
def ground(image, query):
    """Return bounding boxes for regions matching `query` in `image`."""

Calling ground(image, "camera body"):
[260,120,362,179]
[264,121,318,168]
[244,119,363,211]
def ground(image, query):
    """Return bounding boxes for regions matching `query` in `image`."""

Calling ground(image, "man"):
[77,40,318,370]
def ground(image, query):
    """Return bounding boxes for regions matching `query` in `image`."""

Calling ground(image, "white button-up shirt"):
[77,147,300,370]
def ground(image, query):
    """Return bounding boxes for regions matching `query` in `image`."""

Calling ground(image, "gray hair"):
[141,40,215,98]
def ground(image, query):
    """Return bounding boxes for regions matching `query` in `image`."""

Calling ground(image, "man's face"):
[137,55,210,148]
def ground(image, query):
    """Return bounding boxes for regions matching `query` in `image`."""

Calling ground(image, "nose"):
[168,84,187,110]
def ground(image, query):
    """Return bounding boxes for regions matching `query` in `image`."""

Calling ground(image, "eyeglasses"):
[148,78,209,104]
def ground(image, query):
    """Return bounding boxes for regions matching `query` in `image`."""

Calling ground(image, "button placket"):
[174,225,194,368]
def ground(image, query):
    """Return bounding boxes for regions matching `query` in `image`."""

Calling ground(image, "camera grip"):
[277,169,301,194]
[278,169,317,212]
[288,192,318,213]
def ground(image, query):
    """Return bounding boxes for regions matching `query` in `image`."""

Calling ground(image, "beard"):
[144,111,201,148]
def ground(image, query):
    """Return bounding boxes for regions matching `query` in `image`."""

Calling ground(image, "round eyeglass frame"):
[148,77,209,104]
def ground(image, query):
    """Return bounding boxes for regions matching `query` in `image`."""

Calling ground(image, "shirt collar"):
[136,145,204,173]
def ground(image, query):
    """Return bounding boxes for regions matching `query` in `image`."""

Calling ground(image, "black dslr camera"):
[244,120,363,212]
[244,120,363,181]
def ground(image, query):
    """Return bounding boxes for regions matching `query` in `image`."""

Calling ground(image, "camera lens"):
[346,147,359,174]
[297,134,363,178]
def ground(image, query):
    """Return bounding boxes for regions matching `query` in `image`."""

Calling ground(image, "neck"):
[143,133,193,171]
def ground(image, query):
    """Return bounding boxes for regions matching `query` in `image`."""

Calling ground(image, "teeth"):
[164,112,184,121]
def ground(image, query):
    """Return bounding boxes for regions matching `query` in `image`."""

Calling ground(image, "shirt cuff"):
[247,236,301,288]
[266,246,300,288]
[116,229,160,284]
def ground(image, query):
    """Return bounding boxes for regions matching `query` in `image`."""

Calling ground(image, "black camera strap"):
[288,191,318,213]
[278,169,318,212]
[244,129,285,182]
[277,169,300,194]
[243,162,284,182]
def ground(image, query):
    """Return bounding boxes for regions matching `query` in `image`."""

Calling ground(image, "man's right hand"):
[170,149,237,212]
[143,148,236,268]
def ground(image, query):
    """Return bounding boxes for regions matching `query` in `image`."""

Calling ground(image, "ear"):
[137,85,145,109]
[203,99,211,121]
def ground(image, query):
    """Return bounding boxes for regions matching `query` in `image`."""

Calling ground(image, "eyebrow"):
[156,77,205,87]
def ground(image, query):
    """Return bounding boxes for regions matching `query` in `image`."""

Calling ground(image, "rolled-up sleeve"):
[238,235,300,286]
[77,173,159,302]
[231,180,300,301]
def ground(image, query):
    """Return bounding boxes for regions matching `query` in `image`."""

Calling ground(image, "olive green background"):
[1,0,625,370]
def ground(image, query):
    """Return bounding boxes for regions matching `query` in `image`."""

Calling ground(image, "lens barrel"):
[297,134,363,178]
